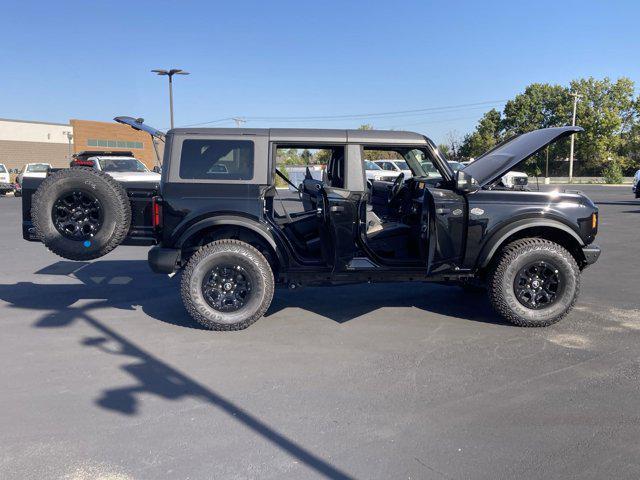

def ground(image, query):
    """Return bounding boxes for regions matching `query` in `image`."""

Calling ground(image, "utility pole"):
[232,117,246,128]
[151,69,190,129]
[568,92,582,183]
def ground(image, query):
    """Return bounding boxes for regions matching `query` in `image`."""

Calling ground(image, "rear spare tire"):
[32,168,131,260]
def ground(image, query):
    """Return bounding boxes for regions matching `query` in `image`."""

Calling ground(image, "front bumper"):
[0,182,13,192]
[148,246,181,274]
[582,244,601,266]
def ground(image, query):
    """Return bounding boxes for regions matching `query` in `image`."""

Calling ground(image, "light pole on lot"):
[63,131,73,159]
[568,92,582,183]
[151,68,190,129]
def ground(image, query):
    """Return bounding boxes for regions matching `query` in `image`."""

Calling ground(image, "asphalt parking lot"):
[1,185,639,480]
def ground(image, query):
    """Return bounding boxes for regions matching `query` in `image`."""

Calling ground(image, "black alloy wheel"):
[513,260,563,310]
[52,190,103,240]
[202,265,252,312]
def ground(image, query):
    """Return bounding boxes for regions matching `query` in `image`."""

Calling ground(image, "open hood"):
[114,116,165,139]
[463,126,583,187]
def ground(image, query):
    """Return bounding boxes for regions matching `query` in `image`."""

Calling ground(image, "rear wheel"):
[488,238,580,327]
[181,240,275,331]
[32,168,131,260]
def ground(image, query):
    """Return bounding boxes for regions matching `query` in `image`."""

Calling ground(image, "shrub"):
[602,159,624,184]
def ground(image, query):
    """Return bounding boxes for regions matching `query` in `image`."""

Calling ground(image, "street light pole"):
[151,68,190,129]
[63,131,73,159]
[568,92,582,183]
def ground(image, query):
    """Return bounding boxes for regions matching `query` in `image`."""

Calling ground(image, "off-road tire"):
[32,167,131,260]
[488,238,580,327]
[181,240,275,331]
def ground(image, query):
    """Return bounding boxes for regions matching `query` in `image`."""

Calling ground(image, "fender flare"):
[176,215,285,266]
[478,218,585,268]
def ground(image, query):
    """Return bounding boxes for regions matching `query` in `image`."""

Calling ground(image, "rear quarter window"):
[179,139,254,180]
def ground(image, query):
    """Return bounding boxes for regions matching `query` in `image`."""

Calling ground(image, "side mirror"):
[152,166,161,173]
[455,170,479,193]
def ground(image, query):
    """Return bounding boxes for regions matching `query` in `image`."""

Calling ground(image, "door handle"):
[436,207,451,215]
[330,205,345,213]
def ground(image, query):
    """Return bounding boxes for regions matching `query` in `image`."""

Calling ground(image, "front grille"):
[513,177,528,186]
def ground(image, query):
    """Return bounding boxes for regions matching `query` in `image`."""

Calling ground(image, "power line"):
[245,99,508,121]
[173,99,508,128]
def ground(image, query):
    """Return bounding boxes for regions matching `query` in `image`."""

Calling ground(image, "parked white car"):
[364,160,399,182]
[373,159,413,178]
[16,163,52,186]
[0,163,13,195]
[458,160,529,190]
[501,171,530,189]
[72,151,160,184]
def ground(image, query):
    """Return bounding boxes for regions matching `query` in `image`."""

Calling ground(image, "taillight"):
[71,160,94,167]
[152,196,163,229]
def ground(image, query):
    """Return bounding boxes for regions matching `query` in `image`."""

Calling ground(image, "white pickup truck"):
[0,163,12,195]
[70,151,160,183]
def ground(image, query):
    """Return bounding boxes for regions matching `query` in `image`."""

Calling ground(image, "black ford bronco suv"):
[22,116,601,330]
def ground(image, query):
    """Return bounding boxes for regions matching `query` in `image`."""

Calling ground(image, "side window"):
[179,139,254,180]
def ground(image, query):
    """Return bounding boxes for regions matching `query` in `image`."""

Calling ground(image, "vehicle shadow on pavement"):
[0,260,203,330]
[0,260,506,328]
[266,283,506,326]
[0,261,356,480]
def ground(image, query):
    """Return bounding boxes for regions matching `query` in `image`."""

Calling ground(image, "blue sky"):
[1,0,638,142]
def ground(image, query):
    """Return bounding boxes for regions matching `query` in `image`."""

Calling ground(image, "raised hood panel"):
[464,126,583,187]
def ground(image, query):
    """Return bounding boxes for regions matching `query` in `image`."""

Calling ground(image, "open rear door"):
[317,186,360,271]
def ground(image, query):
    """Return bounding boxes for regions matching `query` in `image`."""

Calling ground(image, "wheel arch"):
[177,216,285,272]
[478,220,586,270]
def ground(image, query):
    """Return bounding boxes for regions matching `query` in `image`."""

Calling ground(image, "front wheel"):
[488,238,580,327]
[181,239,275,331]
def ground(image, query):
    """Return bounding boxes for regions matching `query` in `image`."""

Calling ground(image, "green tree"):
[314,149,331,165]
[502,83,572,135]
[570,77,638,172]
[460,77,640,175]
[437,143,451,158]
[459,109,503,159]
[300,149,312,164]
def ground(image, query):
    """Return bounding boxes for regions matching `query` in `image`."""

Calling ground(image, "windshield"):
[447,161,465,171]
[420,161,440,177]
[364,160,381,170]
[98,158,149,173]
[26,164,50,173]
[0,165,6,173]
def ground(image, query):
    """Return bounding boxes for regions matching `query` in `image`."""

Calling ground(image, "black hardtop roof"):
[167,127,429,145]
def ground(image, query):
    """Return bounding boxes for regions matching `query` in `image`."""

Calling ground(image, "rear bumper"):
[148,246,181,274]
[582,244,601,266]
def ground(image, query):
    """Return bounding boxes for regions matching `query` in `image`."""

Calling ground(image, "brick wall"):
[71,119,162,169]
[0,140,71,181]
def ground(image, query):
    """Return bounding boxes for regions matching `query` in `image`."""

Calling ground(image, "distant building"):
[0,117,161,180]
[0,118,72,177]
